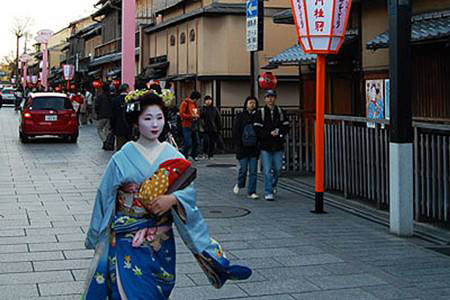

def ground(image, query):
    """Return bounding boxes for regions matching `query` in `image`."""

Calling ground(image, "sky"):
[0,0,97,59]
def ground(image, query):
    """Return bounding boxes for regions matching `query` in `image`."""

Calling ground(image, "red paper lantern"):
[291,0,353,54]
[112,79,121,89]
[92,80,102,89]
[258,72,278,90]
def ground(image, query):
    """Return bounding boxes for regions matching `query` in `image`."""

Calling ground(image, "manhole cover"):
[199,206,250,219]
[426,246,450,257]
[206,164,235,168]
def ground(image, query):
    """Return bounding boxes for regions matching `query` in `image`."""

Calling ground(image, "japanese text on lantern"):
[314,0,325,32]
[335,0,346,30]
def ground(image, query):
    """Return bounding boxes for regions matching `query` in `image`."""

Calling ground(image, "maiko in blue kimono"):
[83,92,251,299]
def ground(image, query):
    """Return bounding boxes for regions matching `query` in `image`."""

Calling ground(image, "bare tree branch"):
[11,17,34,38]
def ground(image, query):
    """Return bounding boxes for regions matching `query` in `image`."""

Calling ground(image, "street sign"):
[62,64,75,81]
[246,0,263,52]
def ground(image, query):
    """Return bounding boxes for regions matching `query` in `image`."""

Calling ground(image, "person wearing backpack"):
[253,90,290,201]
[232,96,260,199]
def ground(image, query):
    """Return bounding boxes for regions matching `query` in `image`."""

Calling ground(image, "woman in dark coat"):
[232,96,260,199]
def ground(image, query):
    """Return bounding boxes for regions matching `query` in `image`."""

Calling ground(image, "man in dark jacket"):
[200,95,221,159]
[94,84,113,146]
[232,96,260,199]
[254,90,289,201]
[110,83,131,151]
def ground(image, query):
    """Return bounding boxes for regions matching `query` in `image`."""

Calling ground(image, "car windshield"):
[3,90,13,94]
[30,97,72,111]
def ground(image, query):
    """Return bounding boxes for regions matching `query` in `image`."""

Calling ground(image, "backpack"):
[241,123,257,148]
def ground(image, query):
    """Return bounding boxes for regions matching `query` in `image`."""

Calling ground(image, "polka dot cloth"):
[138,168,170,207]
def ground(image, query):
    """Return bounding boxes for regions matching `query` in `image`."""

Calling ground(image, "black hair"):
[190,90,201,100]
[204,95,212,101]
[101,84,110,94]
[126,92,168,126]
[119,83,129,94]
[243,96,259,110]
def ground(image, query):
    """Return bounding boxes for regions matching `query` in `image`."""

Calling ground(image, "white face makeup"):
[138,105,165,141]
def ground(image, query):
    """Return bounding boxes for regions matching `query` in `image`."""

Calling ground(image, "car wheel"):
[20,132,29,143]
[68,133,78,143]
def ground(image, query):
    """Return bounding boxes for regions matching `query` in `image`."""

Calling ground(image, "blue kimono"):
[83,142,251,299]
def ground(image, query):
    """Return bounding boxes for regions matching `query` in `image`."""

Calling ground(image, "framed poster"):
[366,79,385,128]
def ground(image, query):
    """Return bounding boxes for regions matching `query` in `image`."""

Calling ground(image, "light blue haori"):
[83,141,251,299]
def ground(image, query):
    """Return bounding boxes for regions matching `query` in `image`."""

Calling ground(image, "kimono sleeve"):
[171,183,211,254]
[85,159,123,249]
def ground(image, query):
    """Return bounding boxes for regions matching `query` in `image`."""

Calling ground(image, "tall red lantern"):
[258,72,278,90]
[291,0,352,213]
[92,80,102,89]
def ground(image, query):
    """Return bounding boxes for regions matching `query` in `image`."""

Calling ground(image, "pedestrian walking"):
[71,91,84,126]
[254,90,290,201]
[94,84,113,148]
[83,92,251,299]
[110,83,132,151]
[84,89,94,124]
[232,96,260,199]
[200,95,221,159]
[179,91,201,160]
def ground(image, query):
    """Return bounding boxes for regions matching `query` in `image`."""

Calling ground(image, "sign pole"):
[312,54,326,214]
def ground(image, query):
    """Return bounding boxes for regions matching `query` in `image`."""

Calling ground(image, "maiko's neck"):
[137,136,161,150]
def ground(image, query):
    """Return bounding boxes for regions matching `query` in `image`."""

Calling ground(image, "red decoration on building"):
[258,72,278,90]
[92,80,102,89]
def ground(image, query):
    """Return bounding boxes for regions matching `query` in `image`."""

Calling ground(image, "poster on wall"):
[384,79,390,120]
[366,79,385,128]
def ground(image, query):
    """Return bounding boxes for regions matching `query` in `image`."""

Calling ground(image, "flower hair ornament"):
[125,88,174,112]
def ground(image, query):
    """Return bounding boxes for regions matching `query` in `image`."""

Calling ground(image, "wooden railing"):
[414,122,450,223]
[219,108,450,225]
[94,38,121,58]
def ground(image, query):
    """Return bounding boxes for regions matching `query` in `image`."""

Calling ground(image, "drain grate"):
[206,164,235,168]
[426,246,450,257]
[199,206,250,219]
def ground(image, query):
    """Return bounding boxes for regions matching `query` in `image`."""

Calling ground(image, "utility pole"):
[16,33,22,88]
[388,0,413,236]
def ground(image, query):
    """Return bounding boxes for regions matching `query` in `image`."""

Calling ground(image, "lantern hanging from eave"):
[258,72,278,90]
[92,80,102,89]
[291,0,353,54]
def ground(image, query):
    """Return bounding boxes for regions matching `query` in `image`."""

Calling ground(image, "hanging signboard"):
[62,64,75,81]
[246,0,263,52]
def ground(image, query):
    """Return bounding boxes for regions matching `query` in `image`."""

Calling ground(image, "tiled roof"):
[367,10,450,50]
[273,9,294,24]
[268,45,317,65]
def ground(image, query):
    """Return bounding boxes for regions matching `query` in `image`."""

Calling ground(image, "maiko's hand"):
[150,195,177,216]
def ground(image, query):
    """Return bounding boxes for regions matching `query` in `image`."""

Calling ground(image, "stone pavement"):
[1,106,450,300]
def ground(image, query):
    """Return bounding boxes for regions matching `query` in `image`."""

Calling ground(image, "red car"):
[19,92,79,143]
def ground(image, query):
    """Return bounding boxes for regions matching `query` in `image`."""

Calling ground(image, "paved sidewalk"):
[1,106,450,299]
